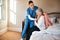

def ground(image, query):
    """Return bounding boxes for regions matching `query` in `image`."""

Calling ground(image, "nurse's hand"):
[34,18,37,21]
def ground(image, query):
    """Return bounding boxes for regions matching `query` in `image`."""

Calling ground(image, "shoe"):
[21,38,23,40]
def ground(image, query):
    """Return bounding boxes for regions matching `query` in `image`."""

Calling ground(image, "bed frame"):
[22,12,60,40]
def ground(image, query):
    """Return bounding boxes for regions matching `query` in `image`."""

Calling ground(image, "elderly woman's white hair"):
[36,8,43,14]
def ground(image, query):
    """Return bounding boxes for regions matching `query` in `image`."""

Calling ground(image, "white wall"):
[8,0,60,32]
[8,0,28,32]
[0,0,8,35]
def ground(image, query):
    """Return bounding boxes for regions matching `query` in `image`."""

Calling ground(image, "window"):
[9,0,16,24]
[0,0,2,19]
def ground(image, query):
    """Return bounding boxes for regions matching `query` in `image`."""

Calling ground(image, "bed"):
[30,23,60,40]
[22,12,60,40]
[30,12,60,40]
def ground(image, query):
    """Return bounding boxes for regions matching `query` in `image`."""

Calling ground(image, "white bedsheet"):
[30,24,60,40]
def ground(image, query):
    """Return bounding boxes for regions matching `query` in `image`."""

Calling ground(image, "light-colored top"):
[35,16,45,30]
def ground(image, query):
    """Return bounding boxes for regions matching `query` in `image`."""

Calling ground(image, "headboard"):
[48,12,60,18]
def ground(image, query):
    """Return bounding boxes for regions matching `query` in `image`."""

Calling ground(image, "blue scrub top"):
[26,6,38,21]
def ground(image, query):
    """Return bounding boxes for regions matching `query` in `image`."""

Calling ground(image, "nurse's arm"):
[28,14,36,20]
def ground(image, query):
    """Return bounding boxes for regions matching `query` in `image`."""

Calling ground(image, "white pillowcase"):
[57,18,60,23]
[49,17,56,24]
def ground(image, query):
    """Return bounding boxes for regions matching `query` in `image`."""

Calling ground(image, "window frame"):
[0,0,3,20]
[9,0,17,24]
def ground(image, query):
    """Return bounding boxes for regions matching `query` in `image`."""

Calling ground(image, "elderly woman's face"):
[37,11,42,16]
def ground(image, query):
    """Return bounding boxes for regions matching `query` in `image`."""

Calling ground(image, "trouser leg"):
[22,20,29,38]
[26,26,40,40]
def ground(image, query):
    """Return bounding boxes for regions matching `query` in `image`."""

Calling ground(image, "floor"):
[0,31,21,40]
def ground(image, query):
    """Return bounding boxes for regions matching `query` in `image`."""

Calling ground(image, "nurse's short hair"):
[28,1,33,5]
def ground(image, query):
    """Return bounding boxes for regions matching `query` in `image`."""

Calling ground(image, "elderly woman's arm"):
[36,12,41,20]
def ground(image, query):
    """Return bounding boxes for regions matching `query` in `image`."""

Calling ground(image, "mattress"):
[30,23,60,40]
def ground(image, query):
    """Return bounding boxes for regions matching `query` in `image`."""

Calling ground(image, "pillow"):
[57,18,60,23]
[49,17,56,24]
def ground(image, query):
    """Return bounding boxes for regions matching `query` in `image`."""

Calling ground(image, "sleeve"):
[27,8,35,20]
[27,8,30,15]
[38,16,44,26]
[34,6,38,11]
[28,15,35,20]
[35,16,44,28]
[35,6,38,9]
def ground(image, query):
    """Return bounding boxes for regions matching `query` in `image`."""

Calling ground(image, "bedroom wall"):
[8,0,60,32]
[8,0,27,32]
[0,0,8,35]
[59,0,60,12]
[32,0,60,13]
